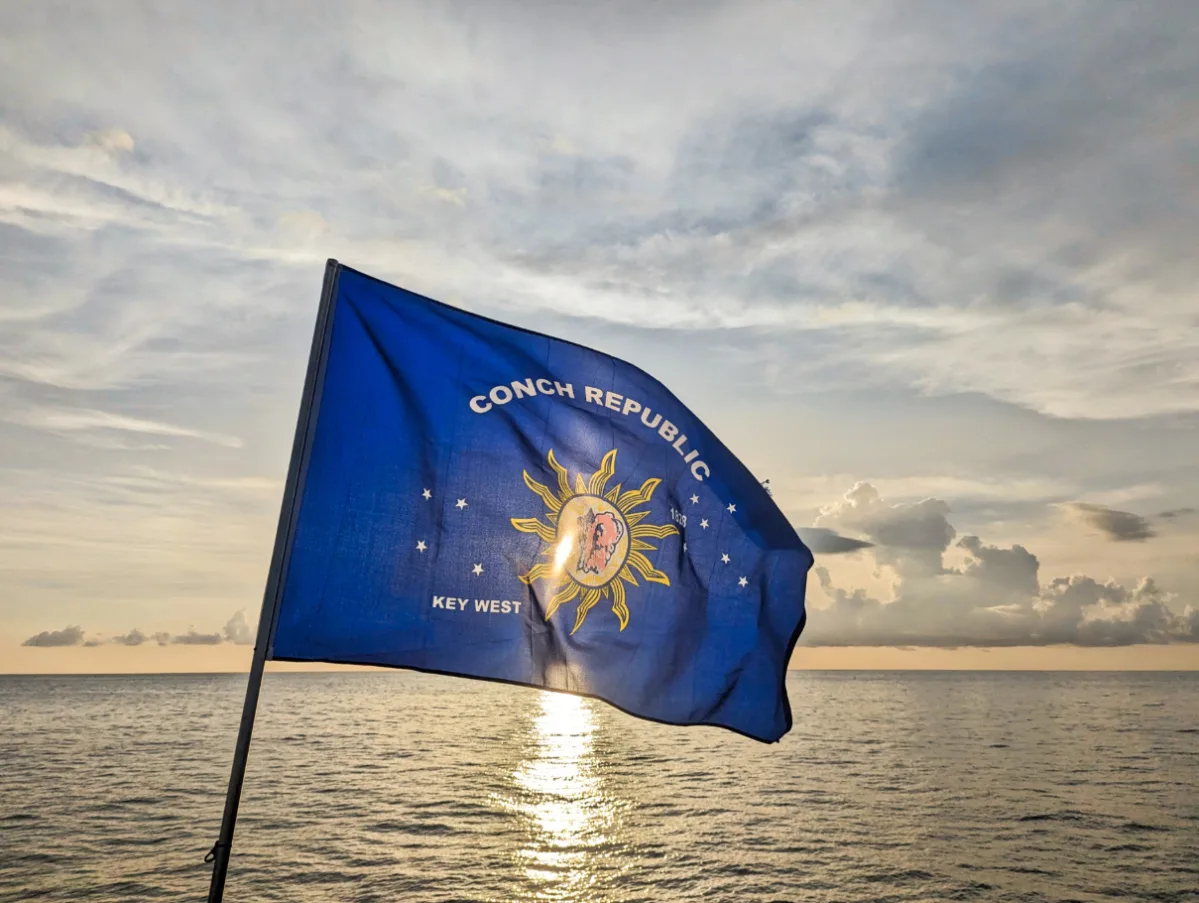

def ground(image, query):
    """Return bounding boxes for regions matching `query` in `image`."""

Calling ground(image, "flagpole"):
[206,258,342,903]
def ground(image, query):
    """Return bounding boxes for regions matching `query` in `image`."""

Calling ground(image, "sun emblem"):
[511,448,679,634]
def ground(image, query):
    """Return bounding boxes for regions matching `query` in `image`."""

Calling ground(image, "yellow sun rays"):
[511,449,678,634]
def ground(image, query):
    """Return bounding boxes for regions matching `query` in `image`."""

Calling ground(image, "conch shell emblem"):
[576,508,625,576]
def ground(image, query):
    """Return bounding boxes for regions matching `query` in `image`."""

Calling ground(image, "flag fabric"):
[269,264,813,742]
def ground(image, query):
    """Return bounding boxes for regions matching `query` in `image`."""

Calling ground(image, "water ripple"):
[1,671,1197,902]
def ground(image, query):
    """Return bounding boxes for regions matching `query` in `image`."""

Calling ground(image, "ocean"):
[1,671,1196,902]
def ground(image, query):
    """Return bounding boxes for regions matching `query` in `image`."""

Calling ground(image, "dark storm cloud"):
[22,625,84,647]
[1067,503,1157,542]
[796,527,874,555]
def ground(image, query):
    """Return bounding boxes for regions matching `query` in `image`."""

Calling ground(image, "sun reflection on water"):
[506,691,615,900]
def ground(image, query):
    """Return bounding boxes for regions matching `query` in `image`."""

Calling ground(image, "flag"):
[269,264,813,742]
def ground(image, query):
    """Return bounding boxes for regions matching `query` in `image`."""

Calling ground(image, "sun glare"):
[511,449,678,634]
[506,691,614,900]
[551,534,575,573]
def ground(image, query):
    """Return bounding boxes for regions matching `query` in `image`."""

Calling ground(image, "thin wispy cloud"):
[0,3,1195,416]
[9,406,242,448]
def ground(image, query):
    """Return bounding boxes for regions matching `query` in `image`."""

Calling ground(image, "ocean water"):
[0,671,1196,903]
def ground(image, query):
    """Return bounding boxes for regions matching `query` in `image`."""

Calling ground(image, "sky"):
[2,1,1197,672]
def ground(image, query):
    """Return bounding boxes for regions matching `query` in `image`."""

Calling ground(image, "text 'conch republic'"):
[468,379,710,482]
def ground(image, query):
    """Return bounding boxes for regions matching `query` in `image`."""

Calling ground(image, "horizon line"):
[3,667,1198,677]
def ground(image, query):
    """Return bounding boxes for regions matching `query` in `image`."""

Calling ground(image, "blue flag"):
[269,264,812,742]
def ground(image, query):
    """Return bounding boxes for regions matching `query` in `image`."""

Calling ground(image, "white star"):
[700,518,709,529]
[683,543,687,552]
[472,563,483,576]
[416,540,427,553]
[690,494,699,505]
[456,498,468,509]
[721,553,730,564]
[738,576,748,587]
[727,503,736,514]
[421,488,431,500]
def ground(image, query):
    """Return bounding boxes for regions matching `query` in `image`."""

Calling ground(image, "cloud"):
[222,610,254,645]
[422,184,468,207]
[83,128,135,154]
[18,612,257,649]
[795,527,873,555]
[1065,503,1156,542]
[804,483,1197,648]
[955,535,1041,597]
[0,3,1197,653]
[22,625,84,647]
[0,3,1194,420]
[1039,575,1195,646]
[815,481,955,577]
[9,406,243,449]
[274,210,328,242]
[171,629,223,645]
[0,124,235,223]
[1159,508,1196,520]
